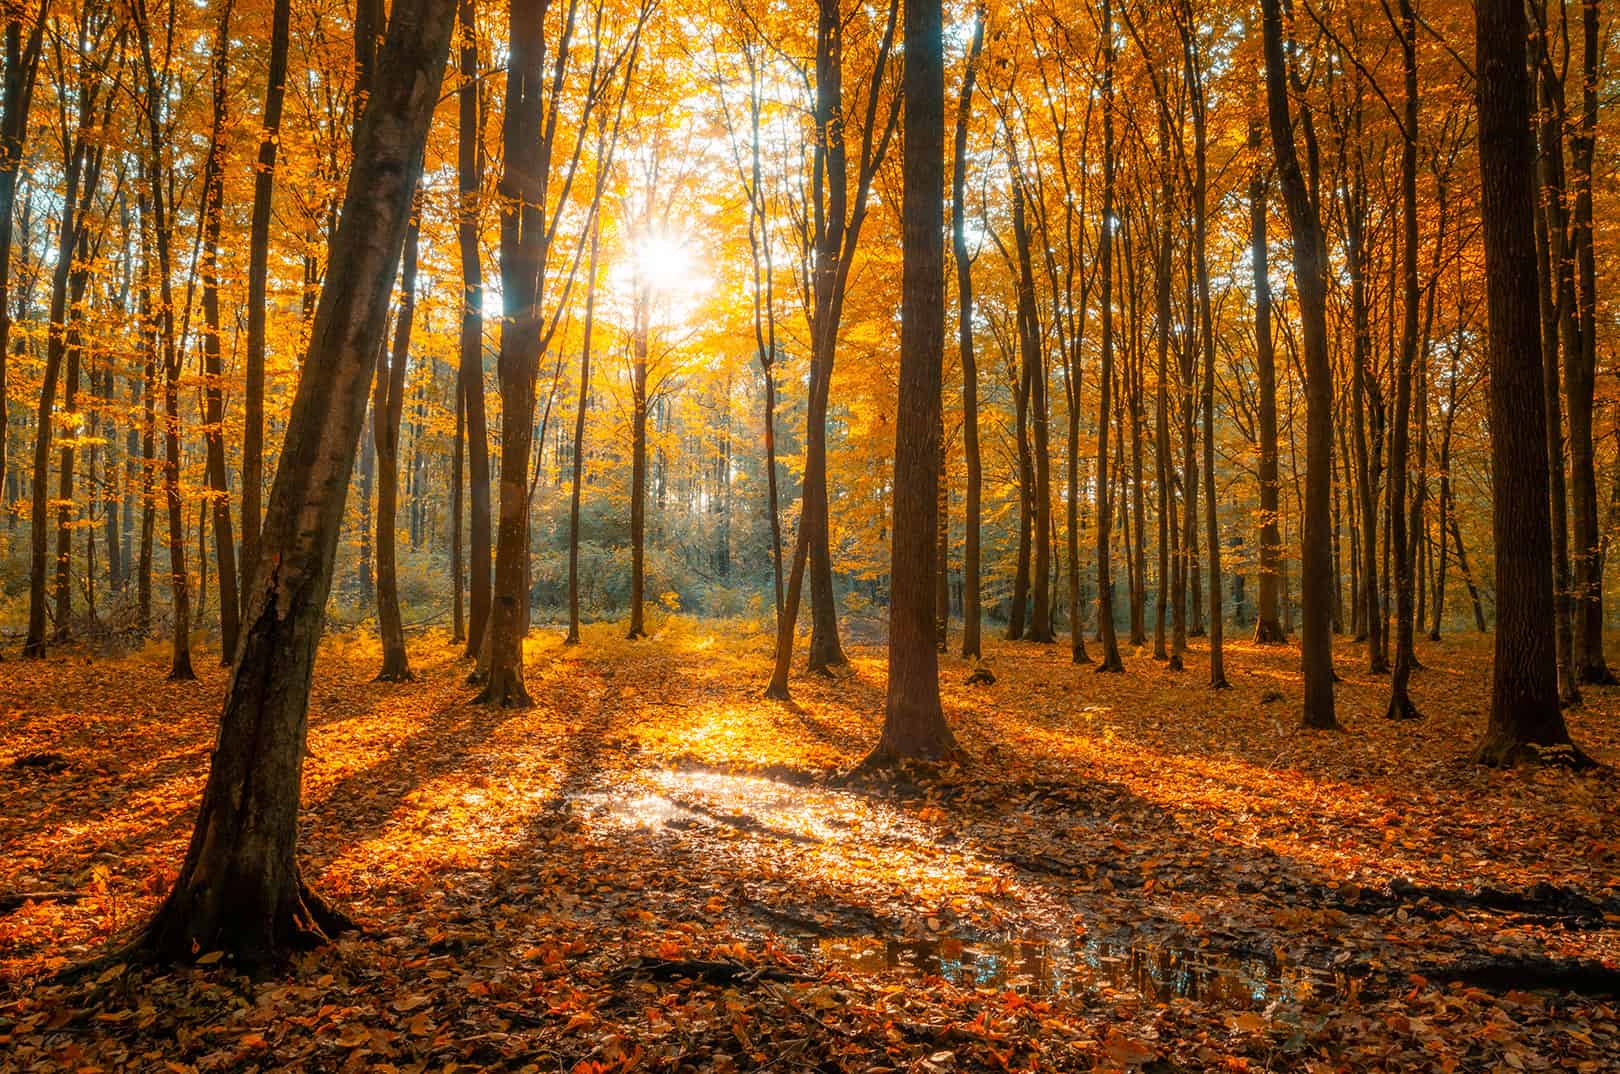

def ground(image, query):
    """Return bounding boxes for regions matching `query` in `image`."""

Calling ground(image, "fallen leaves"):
[1,624,1617,1072]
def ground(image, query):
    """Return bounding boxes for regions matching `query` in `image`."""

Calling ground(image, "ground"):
[1,623,1618,1073]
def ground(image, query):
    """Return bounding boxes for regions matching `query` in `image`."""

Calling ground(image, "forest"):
[1,0,1618,1068]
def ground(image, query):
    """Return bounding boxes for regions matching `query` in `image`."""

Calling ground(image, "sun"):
[631,233,697,296]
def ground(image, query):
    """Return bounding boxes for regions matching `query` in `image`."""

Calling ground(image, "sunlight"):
[608,229,712,330]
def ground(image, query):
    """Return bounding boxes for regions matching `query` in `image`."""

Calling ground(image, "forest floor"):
[2,622,1619,1073]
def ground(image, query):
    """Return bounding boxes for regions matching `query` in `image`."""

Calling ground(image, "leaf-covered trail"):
[2,625,1618,1071]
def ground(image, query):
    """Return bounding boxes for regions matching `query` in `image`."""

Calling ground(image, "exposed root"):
[1471,736,1598,770]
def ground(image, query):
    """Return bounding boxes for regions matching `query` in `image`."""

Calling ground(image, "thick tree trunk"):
[134,0,456,965]
[1262,0,1337,729]
[478,0,550,706]
[1471,0,1589,767]
[868,0,955,767]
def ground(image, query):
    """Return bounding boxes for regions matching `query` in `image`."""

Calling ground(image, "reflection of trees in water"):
[810,933,1346,1008]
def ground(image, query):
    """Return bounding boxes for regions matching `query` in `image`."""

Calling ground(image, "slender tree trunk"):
[1094,0,1123,671]
[627,335,649,640]
[1250,119,1285,642]
[373,204,418,681]
[953,5,984,661]
[1568,0,1610,684]
[1346,158,1386,674]
[458,0,492,662]
[24,61,97,659]
[240,0,290,601]
[200,0,241,663]
[0,5,44,513]
[1532,38,1579,701]
[1471,0,1590,766]
[451,371,465,643]
[566,205,601,646]
[1262,0,1337,729]
[1385,0,1421,720]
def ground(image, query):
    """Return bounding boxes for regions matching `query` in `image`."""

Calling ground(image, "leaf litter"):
[1,623,1618,1071]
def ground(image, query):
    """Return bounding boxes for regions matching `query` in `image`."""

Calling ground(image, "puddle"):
[799,933,1360,1007]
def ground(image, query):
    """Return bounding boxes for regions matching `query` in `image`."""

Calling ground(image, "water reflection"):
[801,933,1358,1007]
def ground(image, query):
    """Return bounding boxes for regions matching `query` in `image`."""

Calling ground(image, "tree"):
[240,0,291,602]
[952,3,985,661]
[134,0,457,963]
[1260,0,1337,730]
[373,202,420,682]
[1470,0,1590,768]
[0,0,45,512]
[458,0,493,663]
[868,0,954,766]
[199,0,240,663]
[1249,117,1285,644]
[1093,0,1123,672]
[1384,0,1421,720]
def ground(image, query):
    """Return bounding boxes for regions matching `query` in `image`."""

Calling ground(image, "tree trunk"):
[241,0,290,602]
[24,51,99,658]
[868,0,955,768]
[1094,0,1123,671]
[1250,118,1285,643]
[1471,0,1590,766]
[566,204,602,646]
[200,0,241,664]
[373,204,419,682]
[1385,0,1421,720]
[478,0,549,706]
[1531,29,1579,701]
[458,0,492,662]
[952,4,984,661]
[1262,0,1337,729]
[1568,0,1610,685]
[134,0,455,965]
[0,4,44,516]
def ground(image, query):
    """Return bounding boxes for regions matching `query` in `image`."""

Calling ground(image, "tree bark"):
[1261,0,1337,729]
[0,3,44,516]
[952,4,984,661]
[134,0,456,964]
[1250,118,1285,643]
[868,0,955,767]
[1471,0,1589,767]
[1385,0,1421,720]
[373,204,419,682]
[1094,0,1123,671]
[458,0,492,662]
[241,0,290,603]
[200,0,241,664]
